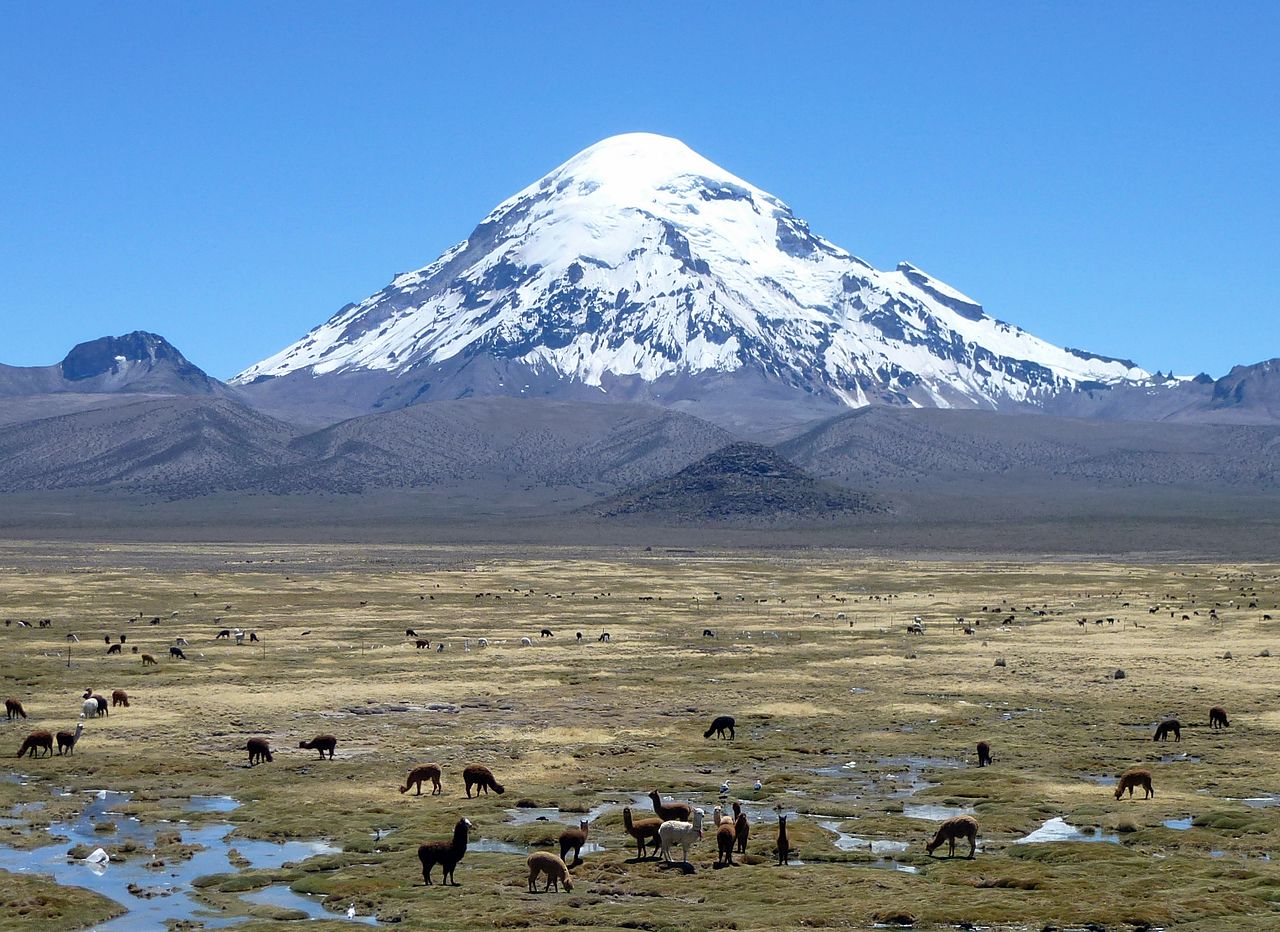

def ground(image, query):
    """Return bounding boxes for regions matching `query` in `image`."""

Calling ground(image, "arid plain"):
[2,542,1279,931]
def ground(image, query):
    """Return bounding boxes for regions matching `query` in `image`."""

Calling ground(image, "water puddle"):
[1163,816,1193,831]
[1160,753,1200,764]
[816,820,912,857]
[1240,796,1279,808]
[242,885,377,924]
[1014,818,1119,844]
[471,838,526,855]
[0,787,366,929]
[902,802,977,821]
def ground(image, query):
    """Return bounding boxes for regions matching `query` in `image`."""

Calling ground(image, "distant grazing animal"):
[703,629,715,638]
[82,690,108,717]
[733,803,749,854]
[216,629,231,639]
[477,638,489,647]
[405,629,417,637]
[17,731,54,758]
[559,819,589,864]
[298,734,337,759]
[1210,706,1230,729]
[598,632,610,642]
[976,741,992,767]
[658,808,705,863]
[520,637,533,647]
[246,737,273,765]
[418,817,471,886]
[716,816,736,866]
[66,633,79,642]
[415,639,429,649]
[623,806,662,859]
[111,690,128,708]
[142,654,157,666]
[39,619,51,628]
[149,617,160,625]
[527,851,573,892]
[704,715,735,740]
[131,646,138,654]
[400,764,443,796]
[174,637,189,646]
[906,622,924,634]
[249,632,259,642]
[925,815,978,859]
[648,790,692,822]
[576,631,583,642]
[1114,768,1155,799]
[104,635,111,644]
[81,698,100,719]
[57,722,84,755]
[119,634,125,643]
[463,764,505,797]
[106,644,121,655]
[436,643,445,652]
[1153,719,1181,742]
[4,699,26,720]
[775,813,791,865]
[540,628,553,638]
[169,646,186,660]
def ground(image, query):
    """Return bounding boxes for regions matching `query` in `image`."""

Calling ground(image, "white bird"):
[347,904,356,919]
[719,780,730,796]
[753,779,763,791]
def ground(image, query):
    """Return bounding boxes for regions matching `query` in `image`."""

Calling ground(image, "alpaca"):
[418,818,471,885]
[526,851,574,892]
[216,629,231,639]
[81,691,108,717]
[1210,706,1230,729]
[405,629,417,637]
[1153,719,1181,742]
[106,644,121,655]
[648,790,692,822]
[732,802,750,854]
[142,654,157,666]
[400,764,443,795]
[415,639,429,649]
[520,637,533,646]
[16,731,53,758]
[246,737,273,765]
[976,741,993,767]
[776,813,790,865]
[463,764,504,797]
[111,690,129,708]
[926,815,978,859]
[658,808,705,863]
[540,628,553,638]
[81,698,100,719]
[704,715,736,740]
[4,698,25,720]
[623,806,662,859]
[716,818,736,866]
[169,646,186,660]
[57,722,84,755]
[298,735,337,759]
[559,819,589,865]
[1114,768,1155,799]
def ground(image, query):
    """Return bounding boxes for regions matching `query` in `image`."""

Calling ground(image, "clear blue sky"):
[3,3,1277,379]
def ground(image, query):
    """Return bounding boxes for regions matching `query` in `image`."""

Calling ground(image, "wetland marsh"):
[1,542,1278,930]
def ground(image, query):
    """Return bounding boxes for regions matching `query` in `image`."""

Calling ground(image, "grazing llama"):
[298,735,337,759]
[246,737,273,765]
[976,741,993,767]
[16,732,53,758]
[926,815,978,858]
[400,764,443,796]
[463,764,505,797]
[4,699,26,720]
[704,715,736,740]
[1114,768,1154,799]
[1209,706,1230,729]
[1153,719,1181,742]
[526,851,574,892]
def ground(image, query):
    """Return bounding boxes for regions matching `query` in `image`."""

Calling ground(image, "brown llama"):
[926,815,978,858]
[418,817,471,885]
[142,654,157,666]
[400,764,443,796]
[976,740,993,767]
[111,690,129,708]
[57,722,84,755]
[716,818,736,866]
[298,734,337,759]
[4,698,26,720]
[17,731,53,758]
[559,819,589,865]
[526,851,574,892]
[776,813,791,865]
[623,806,662,859]
[1114,768,1154,799]
[1153,719,1181,742]
[1209,706,1230,729]
[733,801,750,854]
[463,764,505,797]
[648,789,692,822]
[246,737,273,765]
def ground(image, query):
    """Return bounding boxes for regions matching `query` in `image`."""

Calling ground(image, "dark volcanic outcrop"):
[595,442,881,523]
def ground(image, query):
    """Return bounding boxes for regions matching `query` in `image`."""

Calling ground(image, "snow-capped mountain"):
[235,133,1148,429]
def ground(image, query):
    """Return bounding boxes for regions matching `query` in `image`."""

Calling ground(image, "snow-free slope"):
[235,133,1148,429]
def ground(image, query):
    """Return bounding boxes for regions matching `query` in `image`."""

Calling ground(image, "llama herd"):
[9,687,128,759]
